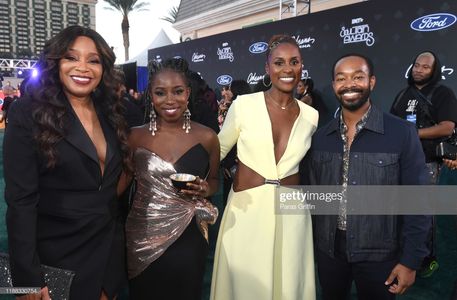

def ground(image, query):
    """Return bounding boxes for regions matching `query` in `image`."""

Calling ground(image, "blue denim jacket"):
[301,105,432,270]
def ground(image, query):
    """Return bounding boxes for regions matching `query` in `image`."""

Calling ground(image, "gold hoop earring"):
[263,75,271,87]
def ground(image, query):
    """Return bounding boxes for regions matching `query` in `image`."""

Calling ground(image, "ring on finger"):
[199,185,203,191]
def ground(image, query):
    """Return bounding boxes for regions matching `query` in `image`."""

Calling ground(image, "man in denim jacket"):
[301,53,432,299]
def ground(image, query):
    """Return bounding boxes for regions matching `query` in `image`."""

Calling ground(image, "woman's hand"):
[181,176,210,198]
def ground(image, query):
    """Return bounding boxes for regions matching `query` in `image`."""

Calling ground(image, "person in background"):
[217,85,232,128]
[114,69,144,128]
[186,73,219,114]
[3,25,131,299]
[122,58,219,300]
[0,96,15,128]
[217,79,251,205]
[296,78,313,106]
[390,51,457,277]
[211,34,318,300]
[296,77,329,126]
[132,91,139,100]
[187,70,219,133]
[217,80,251,129]
[302,53,432,299]
[3,80,15,97]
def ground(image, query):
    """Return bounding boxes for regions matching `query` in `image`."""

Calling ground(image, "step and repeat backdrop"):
[148,0,457,114]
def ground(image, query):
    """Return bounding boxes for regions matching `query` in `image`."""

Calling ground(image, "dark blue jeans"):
[317,230,397,300]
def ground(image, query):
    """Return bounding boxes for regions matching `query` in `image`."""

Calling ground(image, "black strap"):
[410,85,439,126]
[392,85,440,126]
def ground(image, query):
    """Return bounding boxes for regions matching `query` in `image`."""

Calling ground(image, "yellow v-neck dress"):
[211,92,318,300]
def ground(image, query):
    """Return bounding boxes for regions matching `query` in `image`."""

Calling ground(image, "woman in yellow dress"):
[211,34,318,299]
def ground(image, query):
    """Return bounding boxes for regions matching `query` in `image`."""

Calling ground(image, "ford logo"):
[217,75,233,85]
[249,42,268,54]
[410,13,456,32]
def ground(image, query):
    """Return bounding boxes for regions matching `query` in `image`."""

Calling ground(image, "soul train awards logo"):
[249,42,268,54]
[192,52,206,63]
[246,72,264,85]
[292,35,316,49]
[410,13,457,32]
[217,74,233,86]
[217,42,235,62]
[404,64,454,80]
[340,17,375,47]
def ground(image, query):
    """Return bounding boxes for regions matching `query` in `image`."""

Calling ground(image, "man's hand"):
[444,158,457,170]
[385,263,416,295]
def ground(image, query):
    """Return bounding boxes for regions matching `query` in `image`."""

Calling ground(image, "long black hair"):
[23,25,132,172]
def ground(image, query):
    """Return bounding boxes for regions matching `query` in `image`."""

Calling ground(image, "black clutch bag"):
[0,253,75,299]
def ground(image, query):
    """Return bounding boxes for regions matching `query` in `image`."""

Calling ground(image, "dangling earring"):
[183,108,191,133]
[262,74,271,87]
[149,103,157,136]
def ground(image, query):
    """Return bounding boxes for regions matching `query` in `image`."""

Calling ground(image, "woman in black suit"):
[3,26,132,300]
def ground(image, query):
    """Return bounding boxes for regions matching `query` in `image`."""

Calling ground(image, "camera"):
[436,142,457,160]
[436,129,457,160]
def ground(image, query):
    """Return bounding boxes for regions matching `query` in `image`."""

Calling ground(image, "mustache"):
[338,88,364,95]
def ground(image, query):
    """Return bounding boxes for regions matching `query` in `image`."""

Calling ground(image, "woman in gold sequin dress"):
[122,58,219,300]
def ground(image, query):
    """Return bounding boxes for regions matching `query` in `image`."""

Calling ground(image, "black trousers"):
[317,230,397,300]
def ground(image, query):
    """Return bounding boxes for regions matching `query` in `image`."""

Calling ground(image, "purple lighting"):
[31,69,38,78]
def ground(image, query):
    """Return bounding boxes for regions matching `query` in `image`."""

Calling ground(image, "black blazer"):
[3,95,126,299]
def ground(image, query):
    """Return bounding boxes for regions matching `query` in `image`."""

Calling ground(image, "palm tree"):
[103,0,149,61]
[160,6,179,24]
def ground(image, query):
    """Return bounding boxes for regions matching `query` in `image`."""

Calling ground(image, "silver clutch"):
[0,253,75,300]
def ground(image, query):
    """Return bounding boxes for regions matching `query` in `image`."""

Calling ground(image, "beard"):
[335,87,371,112]
[412,74,432,86]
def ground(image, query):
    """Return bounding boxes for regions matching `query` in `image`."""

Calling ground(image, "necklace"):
[267,95,295,110]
